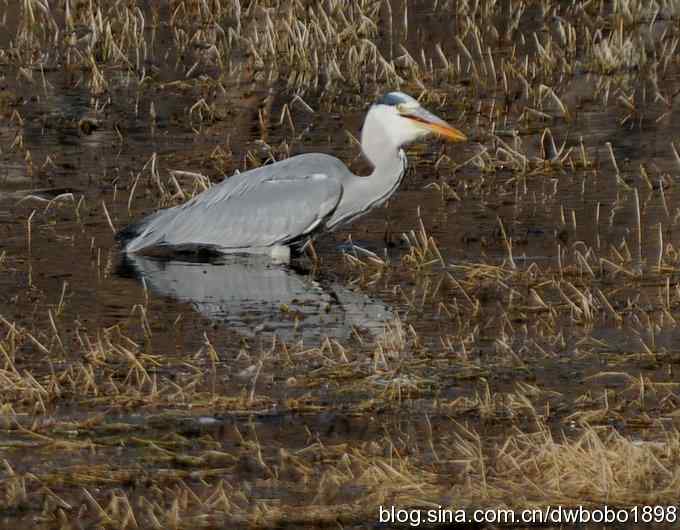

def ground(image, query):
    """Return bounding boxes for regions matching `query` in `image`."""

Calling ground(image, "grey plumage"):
[118,92,466,257]
[119,154,345,253]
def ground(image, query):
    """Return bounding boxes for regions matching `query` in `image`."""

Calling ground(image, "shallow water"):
[2,0,680,527]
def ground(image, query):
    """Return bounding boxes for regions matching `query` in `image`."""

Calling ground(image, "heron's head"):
[363,92,467,149]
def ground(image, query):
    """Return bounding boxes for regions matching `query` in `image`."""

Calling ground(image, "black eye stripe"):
[376,92,413,106]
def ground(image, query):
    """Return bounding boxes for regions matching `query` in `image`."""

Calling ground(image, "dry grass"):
[3,0,680,527]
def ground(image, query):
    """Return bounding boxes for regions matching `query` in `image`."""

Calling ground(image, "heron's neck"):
[363,145,407,202]
[327,143,406,229]
[360,117,408,200]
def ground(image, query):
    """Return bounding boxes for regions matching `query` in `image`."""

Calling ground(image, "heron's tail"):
[115,219,145,244]
[115,210,166,252]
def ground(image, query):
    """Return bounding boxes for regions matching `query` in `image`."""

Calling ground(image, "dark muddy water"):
[2,0,680,528]
[5,71,678,355]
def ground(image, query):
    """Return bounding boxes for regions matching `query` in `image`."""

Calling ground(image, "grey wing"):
[124,157,344,253]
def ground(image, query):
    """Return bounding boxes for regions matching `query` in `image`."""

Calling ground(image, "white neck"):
[326,108,407,229]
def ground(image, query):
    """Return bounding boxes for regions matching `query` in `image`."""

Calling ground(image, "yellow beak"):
[403,107,467,142]
[418,120,467,142]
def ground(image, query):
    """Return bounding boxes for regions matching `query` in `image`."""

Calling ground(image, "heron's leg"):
[351,244,379,259]
[383,216,395,247]
[305,239,320,264]
[337,238,379,259]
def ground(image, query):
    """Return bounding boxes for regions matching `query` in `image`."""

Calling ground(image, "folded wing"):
[121,155,346,253]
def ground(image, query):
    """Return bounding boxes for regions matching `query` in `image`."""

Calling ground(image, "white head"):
[361,92,466,167]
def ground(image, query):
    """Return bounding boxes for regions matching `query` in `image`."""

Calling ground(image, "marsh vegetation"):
[2,0,680,528]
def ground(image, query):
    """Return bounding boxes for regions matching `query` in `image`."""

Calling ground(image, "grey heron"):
[117,92,466,259]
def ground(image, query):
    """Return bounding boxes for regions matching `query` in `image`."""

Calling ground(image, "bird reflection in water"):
[119,253,394,343]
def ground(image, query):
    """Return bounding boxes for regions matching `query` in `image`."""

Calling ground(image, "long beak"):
[403,107,467,142]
